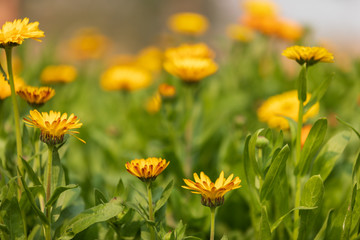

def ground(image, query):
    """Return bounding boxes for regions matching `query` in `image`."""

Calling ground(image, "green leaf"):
[341,184,357,240]
[220,235,229,240]
[304,73,333,114]
[59,202,123,240]
[20,176,49,225]
[353,152,360,186]
[3,197,26,240]
[21,157,42,186]
[260,206,271,240]
[296,118,327,176]
[336,116,360,139]
[311,131,350,180]
[243,134,256,188]
[297,64,307,102]
[0,223,8,234]
[46,184,78,207]
[94,188,108,205]
[114,178,125,197]
[154,179,174,213]
[260,145,290,202]
[284,117,298,144]
[28,224,42,240]
[299,175,324,240]
[249,129,264,178]
[125,201,149,220]
[350,187,360,238]
[314,209,334,240]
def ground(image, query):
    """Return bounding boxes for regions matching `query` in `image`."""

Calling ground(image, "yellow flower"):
[242,0,278,17]
[24,110,85,145]
[164,58,218,83]
[17,86,55,107]
[125,157,170,182]
[226,24,255,42]
[276,18,303,42]
[257,90,319,130]
[0,75,25,100]
[68,28,110,60]
[0,18,44,47]
[240,14,278,36]
[168,12,208,36]
[158,83,176,99]
[164,43,215,60]
[146,93,162,114]
[41,65,77,84]
[282,46,334,66]
[100,65,152,91]
[136,47,163,73]
[182,171,241,208]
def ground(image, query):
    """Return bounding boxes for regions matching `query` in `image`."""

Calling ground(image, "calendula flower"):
[282,46,334,66]
[68,28,110,60]
[17,86,55,108]
[164,43,215,60]
[276,18,303,41]
[182,171,241,208]
[168,12,208,36]
[125,157,170,182]
[41,65,77,84]
[24,110,85,145]
[0,75,25,99]
[257,90,319,129]
[136,47,163,73]
[242,0,278,17]
[164,57,218,83]
[226,24,255,42]
[240,14,278,36]
[158,83,176,99]
[301,125,312,148]
[146,93,162,114]
[100,65,152,91]
[0,18,44,47]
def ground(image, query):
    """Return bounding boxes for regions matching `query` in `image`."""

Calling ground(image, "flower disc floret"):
[282,46,334,66]
[24,110,84,145]
[125,157,170,182]
[0,18,44,47]
[17,86,55,107]
[182,171,241,208]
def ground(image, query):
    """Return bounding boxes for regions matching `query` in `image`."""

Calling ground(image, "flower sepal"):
[201,196,224,208]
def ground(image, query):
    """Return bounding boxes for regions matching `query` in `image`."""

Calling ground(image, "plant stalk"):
[210,207,216,240]
[147,182,155,240]
[45,144,54,240]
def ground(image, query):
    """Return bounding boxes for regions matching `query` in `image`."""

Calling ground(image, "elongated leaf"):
[21,157,42,186]
[260,206,271,240]
[341,184,357,240]
[336,116,360,139]
[350,188,360,238]
[125,201,149,220]
[3,197,26,240]
[311,131,350,180]
[249,129,264,178]
[154,180,174,213]
[284,116,298,144]
[353,152,360,186]
[304,73,332,113]
[94,188,108,205]
[46,184,78,207]
[59,202,123,240]
[296,118,327,176]
[243,134,255,188]
[260,145,290,202]
[299,175,324,240]
[114,178,125,197]
[314,209,334,240]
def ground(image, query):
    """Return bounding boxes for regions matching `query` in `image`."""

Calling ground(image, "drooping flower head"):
[40,65,77,84]
[17,86,55,108]
[125,157,170,182]
[0,75,25,100]
[100,65,152,91]
[24,110,85,145]
[282,46,334,66]
[164,43,215,60]
[0,18,44,47]
[168,12,209,36]
[257,90,319,129]
[183,171,241,208]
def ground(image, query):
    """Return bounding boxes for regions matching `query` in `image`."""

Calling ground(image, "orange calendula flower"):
[17,86,55,108]
[164,43,215,60]
[0,18,44,47]
[164,57,218,83]
[24,110,85,145]
[146,93,162,114]
[125,157,170,182]
[282,46,334,66]
[158,83,176,99]
[226,24,255,42]
[183,171,241,208]
[41,65,77,84]
[257,90,319,130]
[0,75,25,100]
[100,65,152,91]
[242,0,278,17]
[168,12,208,36]
[276,18,303,42]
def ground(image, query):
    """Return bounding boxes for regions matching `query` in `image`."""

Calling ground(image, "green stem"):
[45,144,54,240]
[184,85,194,177]
[210,207,216,240]
[146,182,155,240]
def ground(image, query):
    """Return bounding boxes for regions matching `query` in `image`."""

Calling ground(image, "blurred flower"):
[136,47,163,73]
[158,83,176,99]
[146,93,161,114]
[24,110,84,145]
[301,125,312,148]
[257,90,319,129]
[282,46,334,66]
[182,171,241,208]
[125,157,170,182]
[168,12,208,36]
[226,24,255,42]
[0,18,44,47]
[17,86,55,108]
[164,43,215,60]
[164,57,218,83]
[240,14,278,36]
[68,28,110,60]
[242,0,278,17]
[41,65,77,84]
[276,18,303,41]
[0,75,25,99]
[100,65,152,91]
